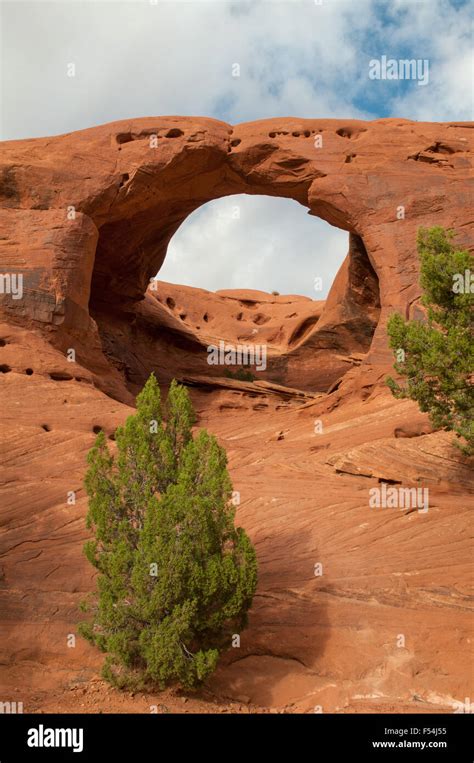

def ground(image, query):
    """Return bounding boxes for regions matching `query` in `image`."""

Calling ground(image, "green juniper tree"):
[387,226,473,455]
[79,375,258,689]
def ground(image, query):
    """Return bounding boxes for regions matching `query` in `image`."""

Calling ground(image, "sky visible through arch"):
[3,0,472,297]
[158,195,347,298]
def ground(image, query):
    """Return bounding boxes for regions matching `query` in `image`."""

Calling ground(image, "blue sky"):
[2,0,472,296]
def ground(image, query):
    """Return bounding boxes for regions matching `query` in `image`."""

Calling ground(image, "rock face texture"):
[95,280,371,393]
[0,117,472,713]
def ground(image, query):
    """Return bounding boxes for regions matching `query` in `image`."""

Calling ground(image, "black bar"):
[0,712,471,761]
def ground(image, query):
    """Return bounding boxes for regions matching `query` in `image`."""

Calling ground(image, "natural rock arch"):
[0,116,472,397]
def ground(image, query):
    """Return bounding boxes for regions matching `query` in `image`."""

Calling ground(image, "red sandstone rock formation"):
[0,117,472,714]
[1,116,472,395]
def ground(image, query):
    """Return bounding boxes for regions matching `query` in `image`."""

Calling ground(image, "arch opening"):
[88,193,380,397]
[156,195,348,298]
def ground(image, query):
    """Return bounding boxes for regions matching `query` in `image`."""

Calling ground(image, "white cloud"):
[1,0,375,140]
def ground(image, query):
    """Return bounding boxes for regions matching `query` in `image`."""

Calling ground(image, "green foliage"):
[386,227,473,455]
[224,367,256,382]
[79,375,258,690]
